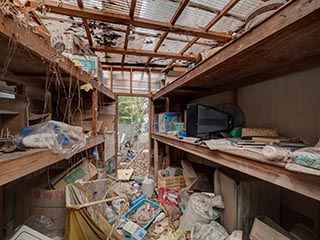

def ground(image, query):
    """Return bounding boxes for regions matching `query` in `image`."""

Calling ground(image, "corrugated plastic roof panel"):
[135,0,178,23]
[229,0,264,19]
[176,5,215,29]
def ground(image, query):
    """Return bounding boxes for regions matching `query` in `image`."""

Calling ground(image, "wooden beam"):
[83,19,93,46]
[76,0,93,46]
[171,0,190,25]
[163,0,240,72]
[102,65,164,72]
[146,0,189,67]
[122,0,137,66]
[76,0,84,8]
[92,89,98,135]
[91,46,197,60]
[44,0,232,41]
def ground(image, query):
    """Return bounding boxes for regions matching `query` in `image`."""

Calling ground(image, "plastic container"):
[141,177,155,198]
[123,198,161,229]
[158,187,180,206]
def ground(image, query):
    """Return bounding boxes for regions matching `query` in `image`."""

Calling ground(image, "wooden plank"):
[154,139,159,180]
[115,96,119,170]
[91,46,197,60]
[153,0,320,100]
[92,89,98,135]
[102,65,164,72]
[44,0,232,41]
[0,135,104,185]
[0,15,114,99]
[152,133,320,201]
[130,68,133,94]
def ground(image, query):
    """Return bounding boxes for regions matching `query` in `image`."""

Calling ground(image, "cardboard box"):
[123,220,147,240]
[54,160,98,190]
[158,112,181,133]
[249,216,293,240]
[9,225,53,240]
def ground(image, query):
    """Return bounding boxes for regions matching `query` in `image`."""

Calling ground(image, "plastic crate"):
[158,170,186,189]
[123,198,161,229]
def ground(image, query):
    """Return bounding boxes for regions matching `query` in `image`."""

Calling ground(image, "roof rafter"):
[122,0,137,66]
[76,0,93,46]
[91,46,197,61]
[162,0,240,72]
[43,0,232,41]
[145,0,190,67]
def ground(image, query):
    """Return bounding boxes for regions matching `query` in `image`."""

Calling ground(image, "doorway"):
[117,96,150,177]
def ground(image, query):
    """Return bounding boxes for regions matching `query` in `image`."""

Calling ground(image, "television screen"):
[187,103,233,138]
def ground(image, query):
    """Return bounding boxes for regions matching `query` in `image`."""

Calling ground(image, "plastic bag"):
[24,215,63,238]
[15,120,86,159]
[158,229,186,240]
[191,221,229,240]
[290,147,320,170]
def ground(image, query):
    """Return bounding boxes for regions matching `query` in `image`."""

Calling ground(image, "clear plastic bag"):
[191,221,229,240]
[24,215,63,238]
[291,147,320,170]
[15,120,86,159]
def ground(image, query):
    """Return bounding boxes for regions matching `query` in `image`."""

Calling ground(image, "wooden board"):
[0,135,104,185]
[152,133,320,201]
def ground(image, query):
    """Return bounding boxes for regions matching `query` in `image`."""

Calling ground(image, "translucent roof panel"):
[54,0,131,14]
[210,17,244,34]
[176,6,215,29]
[101,53,122,63]
[135,0,179,23]
[229,0,264,19]
[190,0,232,12]
[127,35,159,51]
[158,39,188,54]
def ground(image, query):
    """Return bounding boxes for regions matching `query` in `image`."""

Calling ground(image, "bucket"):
[141,177,155,198]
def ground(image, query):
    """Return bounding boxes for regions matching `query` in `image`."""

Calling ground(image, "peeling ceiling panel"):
[126,56,149,65]
[229,0,264,19]
[176,6,215,29]
[210,16,244,33]
[185,43,213,56]
[135,0,178,23]
[150,58,173,66]
[167,33,189,42]
[101,53,122,63]
[158,39,188,54]
[127,34,160,51]
[196,38,218,46]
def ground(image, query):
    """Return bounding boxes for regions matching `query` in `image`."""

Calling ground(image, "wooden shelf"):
[153,0,320,100]
[0,135,104,186]
[152,133,320,201]
[0,15,114,100]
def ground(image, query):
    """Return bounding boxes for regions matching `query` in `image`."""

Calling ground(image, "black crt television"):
[186,103,233,139]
